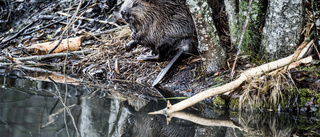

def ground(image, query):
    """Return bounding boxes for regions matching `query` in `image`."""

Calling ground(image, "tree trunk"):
[313,0,320,47]
[224,0,238,46]
[260,0,304,59]
[187,0,226,73]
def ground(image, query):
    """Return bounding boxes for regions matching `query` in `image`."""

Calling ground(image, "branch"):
[56,11,119,27]
[150,40,313,115]
[230,0,253,77]
[0,21,36,48]
[0,50,92,62]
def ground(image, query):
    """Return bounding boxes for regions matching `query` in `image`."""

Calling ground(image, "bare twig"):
[0,50,92,62]
[230,0,253,78]
[57,11,119,27]
[48,0,83,54]
[47,77,80,137]
[0,21,36,48]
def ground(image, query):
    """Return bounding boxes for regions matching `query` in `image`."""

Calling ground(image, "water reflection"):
[0,74,319,137]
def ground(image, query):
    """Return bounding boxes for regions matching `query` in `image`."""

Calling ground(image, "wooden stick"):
[57,11,119,27]
[149,40,313,115]
[0,50,92,62]
[230,0,253,77]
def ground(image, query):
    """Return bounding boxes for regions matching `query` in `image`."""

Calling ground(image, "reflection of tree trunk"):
[260,0,304,59]
[80,98,128,137]
[187,0,226,73]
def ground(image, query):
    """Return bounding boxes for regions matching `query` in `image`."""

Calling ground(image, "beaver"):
[120,0,198,86]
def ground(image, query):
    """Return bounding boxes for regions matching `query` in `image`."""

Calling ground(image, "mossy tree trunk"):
[187,0,226,73]
[224,0,267,56]
[224,0,238,46]
[260,0,304,59]
[224,0,306,60]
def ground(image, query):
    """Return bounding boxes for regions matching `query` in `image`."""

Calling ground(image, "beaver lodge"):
[1,0,320,115]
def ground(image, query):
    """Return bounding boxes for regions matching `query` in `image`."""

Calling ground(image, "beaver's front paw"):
[131,32,137,40]
[126,40,138,51]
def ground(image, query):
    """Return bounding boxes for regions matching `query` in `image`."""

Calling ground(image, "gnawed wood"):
[26,36,82,55]
[149,40,314,115]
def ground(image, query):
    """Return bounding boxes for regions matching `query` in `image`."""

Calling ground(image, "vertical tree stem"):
[231,0,253,78]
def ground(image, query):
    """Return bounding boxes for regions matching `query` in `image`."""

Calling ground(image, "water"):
[0,74,319,137]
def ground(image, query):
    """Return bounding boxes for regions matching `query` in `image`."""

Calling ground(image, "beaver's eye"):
[132,2,138,7]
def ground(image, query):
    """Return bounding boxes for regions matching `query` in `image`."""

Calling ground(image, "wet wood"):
[150,40,314,115]
[26,36,82,55]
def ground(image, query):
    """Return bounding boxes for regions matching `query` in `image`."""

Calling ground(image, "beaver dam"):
[1,0,320,115]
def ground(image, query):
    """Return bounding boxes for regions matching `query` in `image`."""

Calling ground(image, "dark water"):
[0,74,319,137]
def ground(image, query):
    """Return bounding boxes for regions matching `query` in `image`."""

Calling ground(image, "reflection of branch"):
[47,78,80,136]
[41,104,77,128]
[167,111,243,130]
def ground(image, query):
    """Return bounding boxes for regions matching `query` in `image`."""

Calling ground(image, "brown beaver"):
[120,0,198,61]
[120,0,198,86]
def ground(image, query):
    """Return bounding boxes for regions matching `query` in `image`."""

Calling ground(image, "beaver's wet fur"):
[120,0,198,61]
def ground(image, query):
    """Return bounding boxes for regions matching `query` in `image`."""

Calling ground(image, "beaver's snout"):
[120,9,131,23]
[120,9,126,18]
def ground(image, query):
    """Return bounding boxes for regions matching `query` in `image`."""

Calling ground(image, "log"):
[26,36,82,55]
[149,40,314,115]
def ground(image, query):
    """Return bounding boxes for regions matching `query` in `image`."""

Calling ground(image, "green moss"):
[229,97,240,110]
[298,66,320,76]
[228,110,239,118]
[298,88,313,97]
[297,88,320,108]
[213,96,226,108]
[299,97,309,108]
[213,108,226,116]
[299,66,318,72]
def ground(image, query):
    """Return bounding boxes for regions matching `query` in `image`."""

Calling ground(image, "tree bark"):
[224,0,238,46]
[187,0,226,73]
[260,0,304,59]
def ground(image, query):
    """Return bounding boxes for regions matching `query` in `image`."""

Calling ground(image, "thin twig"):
[230,0,253,78]
[56,11,119,27]
[47,77,80,137]
[0,50,92,62]
[0,21,36,48]
[48,0,83,54]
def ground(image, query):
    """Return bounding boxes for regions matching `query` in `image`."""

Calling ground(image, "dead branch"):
[0,21,36,48]
[48,0,84,54]
[149,40,314,115]
[230,0,253,77]
[57,11,119,27]
[26,36,82,55]
[0,49,92,62]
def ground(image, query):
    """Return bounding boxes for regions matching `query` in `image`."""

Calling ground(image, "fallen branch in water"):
[149,40,314,115]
